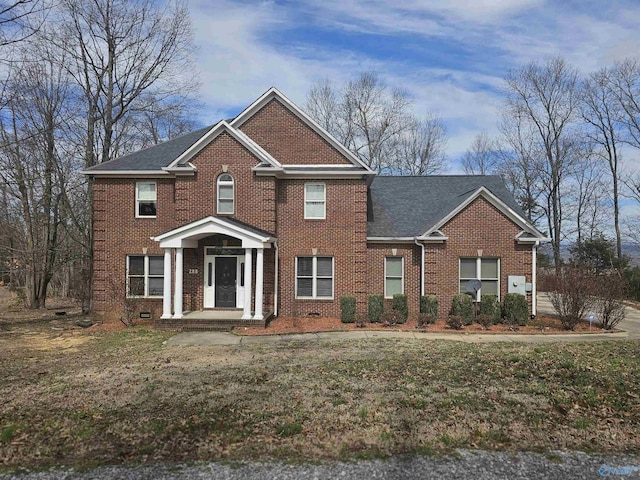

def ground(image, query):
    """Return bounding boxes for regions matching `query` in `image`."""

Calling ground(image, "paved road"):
[2,450,639,480]
[167,293,640,347]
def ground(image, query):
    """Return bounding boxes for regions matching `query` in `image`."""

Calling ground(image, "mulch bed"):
[235,314,614,336]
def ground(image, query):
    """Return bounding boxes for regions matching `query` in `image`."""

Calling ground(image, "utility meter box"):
[508,275,526,295]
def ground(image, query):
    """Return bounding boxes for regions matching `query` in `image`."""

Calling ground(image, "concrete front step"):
[155,317,268,332]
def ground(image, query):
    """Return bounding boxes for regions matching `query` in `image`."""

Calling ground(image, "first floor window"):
[296,256,333,298]
[136,181,157,217]
[459,257,499,301]
[127,255,164,297]
[384,256,404,298]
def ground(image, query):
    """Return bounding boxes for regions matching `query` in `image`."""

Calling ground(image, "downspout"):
[273,241,279,317]
[532,241,538,317]
[414,238,425,297]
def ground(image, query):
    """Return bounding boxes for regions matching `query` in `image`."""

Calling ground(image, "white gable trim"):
[419,186,547,240]
[152,216,275,249]
[230,87,375,173]
[165,121,281,169]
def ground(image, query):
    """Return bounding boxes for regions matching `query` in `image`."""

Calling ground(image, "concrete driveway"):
[166,293,640,347]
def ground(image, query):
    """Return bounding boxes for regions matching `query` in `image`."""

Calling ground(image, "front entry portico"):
[152,216,275,321]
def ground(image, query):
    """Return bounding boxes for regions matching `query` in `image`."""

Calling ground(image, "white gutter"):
[414,237,425,297]
[274,241,279,317]
[532,241,538,317]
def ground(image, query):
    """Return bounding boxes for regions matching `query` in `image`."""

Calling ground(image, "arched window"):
[217,173,234,214]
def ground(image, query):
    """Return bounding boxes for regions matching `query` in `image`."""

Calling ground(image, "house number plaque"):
[188,268,198,274]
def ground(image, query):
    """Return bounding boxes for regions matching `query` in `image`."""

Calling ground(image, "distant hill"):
[539,242,640,267]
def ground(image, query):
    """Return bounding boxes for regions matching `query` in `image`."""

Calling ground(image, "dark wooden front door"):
[215,257,237,307]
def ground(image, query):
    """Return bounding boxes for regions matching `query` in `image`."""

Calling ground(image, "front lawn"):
[1,322,639,470]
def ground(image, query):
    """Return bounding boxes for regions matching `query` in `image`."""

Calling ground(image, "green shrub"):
[476,314,493,330]
[447,315,464,330]
[503,293,529,326]
[451,294,474,325]
[416,312,436,328]
[480,294,501,324]
[420,295,438,317]
[340,296,356,324]
[368,295,384,323]
[392,294,408,324]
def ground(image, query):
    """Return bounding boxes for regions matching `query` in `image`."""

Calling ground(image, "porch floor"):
[155,310,272,332]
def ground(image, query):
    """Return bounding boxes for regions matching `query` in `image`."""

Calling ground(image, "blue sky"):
[189,0,640,170]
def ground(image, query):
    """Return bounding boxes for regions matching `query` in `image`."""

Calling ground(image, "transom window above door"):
[217,173,234,214]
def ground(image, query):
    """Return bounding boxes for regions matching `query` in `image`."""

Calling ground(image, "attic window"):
[136,181,157,217]
[217,173,234,214]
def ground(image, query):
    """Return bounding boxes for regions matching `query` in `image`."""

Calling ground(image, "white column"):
[173,247,183,319]
[242,248,253,319]
[161,249,172,319]
[254,247,264,320]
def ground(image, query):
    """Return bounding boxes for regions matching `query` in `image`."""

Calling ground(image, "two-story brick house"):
[83,88,548,327]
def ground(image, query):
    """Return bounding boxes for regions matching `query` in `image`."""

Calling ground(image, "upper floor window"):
[136,181,156,217]
[459,257,499,302]
[384,256,404,298]
[217,173,234,214]
[304,183,325,219]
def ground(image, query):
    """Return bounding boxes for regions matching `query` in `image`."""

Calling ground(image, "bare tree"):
[58,0,198,168]
[0,41,72,307]
[461,131,499,175]
[394,114,447,175]
[581,67,625,260]
[306,72,447,174]
[495,114,545,226]
[0,0,45,48]
[503,56,581,271]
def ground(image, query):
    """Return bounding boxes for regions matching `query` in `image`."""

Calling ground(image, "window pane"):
[219,174,233,182]
[219,185,233,199]
[149,256,164,275]
[386,278,402,297]
[148,277,164,296]
[128,277,144,296]
[317,278,333,297]
[481,258,499,279]
[305,184,325,201]
[218,199,233,214]
[297,257,313,276]
[460,258,477,278]
[305,202,324,218]
[481,280,498,296]
[129,256,144,275]
[297,278,313,297]
[386,257,402,277]
[138,201,157,216]
[317,257,333,277]
[137,182,156,201]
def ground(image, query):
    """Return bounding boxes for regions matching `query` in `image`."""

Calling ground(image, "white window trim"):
[295,256,334,299]
[217,174,235,215]
[304,182,326,220]
[135,181,157,218]
[384,256,404,298]
[459,257,500,302]
[126,255,164,298]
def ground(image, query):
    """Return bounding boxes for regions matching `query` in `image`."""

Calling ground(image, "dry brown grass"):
[1,310,640,470]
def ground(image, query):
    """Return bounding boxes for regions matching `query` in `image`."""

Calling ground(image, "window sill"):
[135,216,157,219]
[295,297,334,301]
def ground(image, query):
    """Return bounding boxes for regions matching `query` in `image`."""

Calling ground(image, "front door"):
[215,257,237,307]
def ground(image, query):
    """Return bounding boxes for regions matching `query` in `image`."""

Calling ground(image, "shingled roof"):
[85,125,215,172]
[367,175,527,237]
